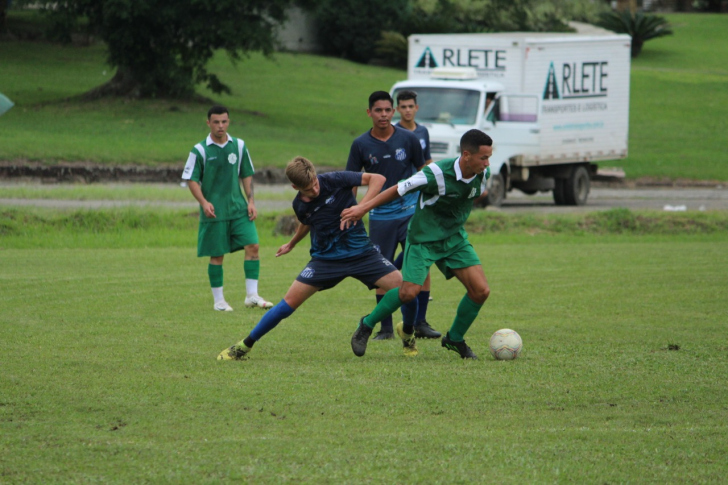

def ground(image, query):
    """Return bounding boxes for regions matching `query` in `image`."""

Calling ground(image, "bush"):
[312,0,410,64]
[374,31,409,69]
[597,10,673,57]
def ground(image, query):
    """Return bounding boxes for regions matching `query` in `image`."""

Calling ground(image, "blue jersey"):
[395,121,431,162]
[292,172,373,260]
[346,125,425,221]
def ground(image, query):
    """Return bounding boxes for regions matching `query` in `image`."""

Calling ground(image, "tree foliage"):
[44,0,293,99]
[597,10,673,57]
[311,0,411,64]
[372,0,609,68]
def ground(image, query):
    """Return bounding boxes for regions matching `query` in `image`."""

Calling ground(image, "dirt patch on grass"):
[0,160,724,187]
[0,161,350,185]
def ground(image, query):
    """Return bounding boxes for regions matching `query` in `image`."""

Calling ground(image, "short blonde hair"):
[285,156,317,188]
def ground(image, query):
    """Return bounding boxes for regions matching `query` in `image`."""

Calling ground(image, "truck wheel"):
[553,179,566,205]
[484,173,505,207]
[563,165,590,206]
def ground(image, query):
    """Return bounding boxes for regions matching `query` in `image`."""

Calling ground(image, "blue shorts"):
[295,249,397,291]
[369,216,411,263]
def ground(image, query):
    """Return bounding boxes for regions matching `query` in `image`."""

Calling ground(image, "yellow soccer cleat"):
[396,322,418,357]
[217,344,252,361]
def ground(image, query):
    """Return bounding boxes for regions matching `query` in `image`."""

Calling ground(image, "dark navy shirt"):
[346,125,425,221]
[292,171,373,260]
[395,121,431,162]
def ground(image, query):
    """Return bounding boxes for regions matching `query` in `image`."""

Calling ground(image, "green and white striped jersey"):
[397,157,490,244]
[181,134,255,222]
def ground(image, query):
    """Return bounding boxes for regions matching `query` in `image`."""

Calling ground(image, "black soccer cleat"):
[373,330,394,341]
[351,316,373,357]
[441,333,478,360]
[414,320,442,339]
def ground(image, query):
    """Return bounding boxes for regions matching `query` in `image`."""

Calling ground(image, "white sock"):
[246,279,258,297]
[211,287,224,303]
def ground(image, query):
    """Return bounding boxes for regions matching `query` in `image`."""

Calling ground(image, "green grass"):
[0,38,403,167]
[2,207,728,250]
[0,182,292,203]
[0,12,726,179]
[1,210,727,482]
[622,13,728,180]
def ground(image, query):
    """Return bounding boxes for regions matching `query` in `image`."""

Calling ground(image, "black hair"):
[460,129,493,154]
[368,91,393,109]
[396,90,418,106]
[207,105,229,119]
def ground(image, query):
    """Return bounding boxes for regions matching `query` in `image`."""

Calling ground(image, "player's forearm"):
[358,174,385,206]
[357,185,401,213]
[188,181,207,206]
[288,224,310,247]
[242,176,255,203]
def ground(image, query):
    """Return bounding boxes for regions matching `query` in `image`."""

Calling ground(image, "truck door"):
[483,94,540,159]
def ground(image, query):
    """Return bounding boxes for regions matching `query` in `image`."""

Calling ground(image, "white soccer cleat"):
[245,295,273,309]
[213,301,234,312]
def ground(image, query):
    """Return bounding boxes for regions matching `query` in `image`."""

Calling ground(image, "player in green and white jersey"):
[341,129,493,359]
[181,105,273,312]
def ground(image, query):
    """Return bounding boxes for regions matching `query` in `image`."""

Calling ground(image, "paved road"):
[492,186,728,213]
[1,185,727,213]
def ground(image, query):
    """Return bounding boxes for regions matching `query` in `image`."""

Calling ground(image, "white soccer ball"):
[489,328,523,360]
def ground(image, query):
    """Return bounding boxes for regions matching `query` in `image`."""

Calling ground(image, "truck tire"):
[484,172,505,207]
[563,165,590,206]
[553,179,566,205]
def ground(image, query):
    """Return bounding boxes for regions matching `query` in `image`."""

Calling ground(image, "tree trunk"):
[0,0,8,35]
[631,38,643,58]
[79,69,143,100]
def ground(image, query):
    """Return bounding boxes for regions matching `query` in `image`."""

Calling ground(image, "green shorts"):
[197,216,259,257]
[401,235,481,285]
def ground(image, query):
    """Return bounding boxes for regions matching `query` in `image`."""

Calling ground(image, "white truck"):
[390,32,631,206]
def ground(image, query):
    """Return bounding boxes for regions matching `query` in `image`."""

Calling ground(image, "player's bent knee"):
[398,286,419,304]
[469,285,490,305]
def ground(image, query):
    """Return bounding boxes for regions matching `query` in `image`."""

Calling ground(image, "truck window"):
[392,87,480,125]
[492,95,538,123]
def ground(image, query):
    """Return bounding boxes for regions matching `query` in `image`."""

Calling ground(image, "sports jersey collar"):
[206,133,232,148]
[453,157,477,183]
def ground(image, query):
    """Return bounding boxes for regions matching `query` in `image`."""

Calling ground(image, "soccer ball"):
[489,329,523,360]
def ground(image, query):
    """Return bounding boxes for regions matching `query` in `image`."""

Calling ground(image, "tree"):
[0,0,8,36]
[312,0,411,64]
[45,0,293,99]
[597,9,673,58]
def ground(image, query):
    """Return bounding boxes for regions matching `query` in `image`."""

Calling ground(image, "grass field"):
[1,13,727,180]
[1,209,728,482]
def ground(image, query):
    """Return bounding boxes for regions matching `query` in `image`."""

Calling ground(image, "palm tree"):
[597,10,673,58]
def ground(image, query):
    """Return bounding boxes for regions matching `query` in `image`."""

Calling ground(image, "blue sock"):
[393,252,404,270]
[416,291,430,324]
[249,300,294,341]
[401,297,419,334]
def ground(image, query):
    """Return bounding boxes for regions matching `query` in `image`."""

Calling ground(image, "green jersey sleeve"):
[181,144,205,182]
[236,139,255,179]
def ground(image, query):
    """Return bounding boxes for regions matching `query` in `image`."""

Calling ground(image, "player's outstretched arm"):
[340,184,401,225]
[276,223,310,257]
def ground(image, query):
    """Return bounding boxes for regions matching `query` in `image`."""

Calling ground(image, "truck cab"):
[393,69,545,206]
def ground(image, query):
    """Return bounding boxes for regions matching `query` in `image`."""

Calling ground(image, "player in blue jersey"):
[393,90,441,339]
[217,156,419,360]
[395,90,433,165]
[346,91,440,341]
